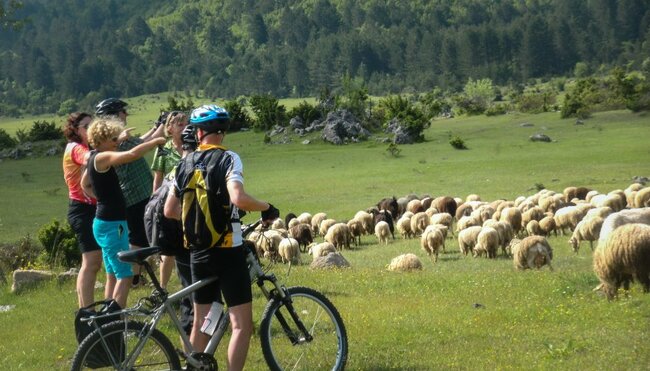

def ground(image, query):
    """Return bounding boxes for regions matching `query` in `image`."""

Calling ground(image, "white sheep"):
[525,220,542,237]
[319,218,338,237]
[569,216,604,253]
[346,219,364,246]
[593,223,650,299]
[521,206,545,230]
[456,214,480,232]
[278,237,301,265]
[308,242,337,259]
[396,215,414,239]
[410,212,430,236]
[511,236,553,271]
[458,226,482,256]
[353,210,374,235]
[421,226,445,262]
[324,222,351,250]
[406,199,424,214]
[499,207,523,236]
[374,221,391,245]
[387,253,423,272]
[474,226,499,258]
[311,212,328,236]
[271,218,285,230]
[634,187,650,208]
[598,207,650,243]
[553,206,586,235]
[296,212,312,226]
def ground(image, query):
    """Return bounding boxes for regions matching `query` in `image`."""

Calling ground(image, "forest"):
[0,0,649,115]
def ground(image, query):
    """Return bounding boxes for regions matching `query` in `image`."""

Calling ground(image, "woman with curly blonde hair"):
[81,118,165,308]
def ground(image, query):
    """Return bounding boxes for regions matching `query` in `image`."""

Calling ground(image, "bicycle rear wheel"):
[259,286,348,370]
[70,320,181,371]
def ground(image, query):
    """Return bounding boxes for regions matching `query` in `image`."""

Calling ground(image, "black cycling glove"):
[181,125,198,151]
[261,204,280,221]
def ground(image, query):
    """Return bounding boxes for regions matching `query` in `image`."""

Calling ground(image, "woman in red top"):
[63,112,103,308]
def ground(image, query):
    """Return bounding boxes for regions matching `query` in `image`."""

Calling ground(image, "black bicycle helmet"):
[95,98,128,116]
[189,105,230,133]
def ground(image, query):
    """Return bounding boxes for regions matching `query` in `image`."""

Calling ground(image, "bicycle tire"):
[70,320,181,371]
[259,286,348,371]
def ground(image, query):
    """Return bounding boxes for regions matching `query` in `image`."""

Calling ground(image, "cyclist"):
[62,112,102,308]
[164,105,279,370]
[95,98,165,287]
[81,117,165,308]
[150,111,188,290]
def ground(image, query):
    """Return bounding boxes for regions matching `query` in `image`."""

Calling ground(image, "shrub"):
[27,120,62,142]
[420,88,452,118]
[378,95,429,142]
[0,128,17,148]
[485,103,509,116]
[249,94,287,131]
[37,219,80,269]
[15,128,29,143]
[223,99,252,132]
[0,235,42,272]
[287,100,321,125]
[166,94,194,113]
[449,136,468,150]
[516,90,557,113]
[385,142,401,157]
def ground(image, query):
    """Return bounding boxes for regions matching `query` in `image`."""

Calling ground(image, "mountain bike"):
[70,219,348,370]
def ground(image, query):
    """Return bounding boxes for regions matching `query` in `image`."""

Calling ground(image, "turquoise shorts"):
[93,218,133,279]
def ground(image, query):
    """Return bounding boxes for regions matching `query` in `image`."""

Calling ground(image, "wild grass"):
[0,107,649,369]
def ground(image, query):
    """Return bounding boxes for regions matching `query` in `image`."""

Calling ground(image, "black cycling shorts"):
[190,247,252,307]
[126,198,149,247]
[67,200,101,253]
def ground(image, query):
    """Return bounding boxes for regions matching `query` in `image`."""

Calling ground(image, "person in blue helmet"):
[164,105,279,370]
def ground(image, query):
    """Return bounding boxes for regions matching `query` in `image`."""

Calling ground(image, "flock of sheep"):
[247,183,650,300]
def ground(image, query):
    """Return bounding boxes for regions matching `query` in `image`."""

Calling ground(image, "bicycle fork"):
[258,277,314,345]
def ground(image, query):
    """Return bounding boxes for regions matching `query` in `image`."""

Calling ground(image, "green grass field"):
[0,107,649,370]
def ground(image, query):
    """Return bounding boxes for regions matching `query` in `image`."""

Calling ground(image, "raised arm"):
[95,137,166,171]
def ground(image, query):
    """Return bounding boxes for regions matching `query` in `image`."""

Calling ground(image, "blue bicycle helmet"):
[189,105,230,133]
[95,98,128,116]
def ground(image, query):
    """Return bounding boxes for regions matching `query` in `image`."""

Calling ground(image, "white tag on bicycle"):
[200,301,224,336]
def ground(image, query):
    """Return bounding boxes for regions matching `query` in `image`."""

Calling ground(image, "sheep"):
[634,187,650,208]
[505,238,521,257]
[470,205,495,225]
[387,253,423,272]
[592,193,625,212]
[278,237,301,265]
[396,215,414,239]
[377,196,399,218]
[410,212,430,236]
[456,215,480,232]
[499,207,523,236]
[429,212,453,231]
[353,211,374,235]
[287,218,300,229]
[569,216,604,253]
[288,223,313,252]
[458,226,482,256]
[525,220,543,237]
[308,242,337,259]
[311,212,328,236]
[521,206,545,230]
[324,222,351,250]
[455,202,474,221]
[593,223,650,299]
[374,221,391,245]
[538,216,557,237]
[296,212,312,226]
[421,197,434,211]
[406,199,424,214]
[466,194,481,202]
[474,227,499,258]
[373,210,395,239]
[493,200,515,221]
[421,226,445,262]
[270,218,285,230]
[553,206,585,235]
[284,212,297,228]
[433,196,458,221]
[584,206,613,220]
[346,219,364,246]
[256,229,284,261]
[598,208,650,243]
[511,235,553,271]
[319,218,338,237]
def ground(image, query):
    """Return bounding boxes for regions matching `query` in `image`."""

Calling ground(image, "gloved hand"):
[261,204,280,223]
[155,111,170,128]
[181,125,197,151]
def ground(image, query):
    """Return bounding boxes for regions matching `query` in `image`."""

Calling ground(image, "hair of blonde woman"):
[87,118,123,149]
[164,111,188,137]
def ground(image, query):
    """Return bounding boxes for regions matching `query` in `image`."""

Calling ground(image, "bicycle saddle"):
[118,246,162,264]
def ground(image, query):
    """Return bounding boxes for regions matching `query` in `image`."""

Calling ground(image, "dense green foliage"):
[1,0,649,115]
[36,219,80,268]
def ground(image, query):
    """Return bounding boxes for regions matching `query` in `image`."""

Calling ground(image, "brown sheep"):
[289,223,313,253]
[511,235,553,271]
[593,223,650,299]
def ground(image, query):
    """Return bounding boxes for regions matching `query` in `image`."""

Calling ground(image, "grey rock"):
[321,110,370,145]
[529,133,552,142]
[310,252,351,269]
[12,269,55,293]
[302,139,311,145]
[520,122,534,127]
[289,116,305,130]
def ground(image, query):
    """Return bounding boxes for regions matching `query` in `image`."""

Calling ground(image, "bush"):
[287,100,321,125]
[165,94,194,113]
[379,95,429,142]
[37,219,80,269]
[485,103,509,116]
[0,128,17,148]
[223,99,252,132]
[420,88,452,118]
[28,120,62,141]
[449,136,468,150]
[0,235,43,272]
[249,94,287,131]
[516,90,557,113]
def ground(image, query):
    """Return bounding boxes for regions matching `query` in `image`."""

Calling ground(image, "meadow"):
[0,107,649,370]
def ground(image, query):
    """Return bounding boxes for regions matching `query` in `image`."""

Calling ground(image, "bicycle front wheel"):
[259,286,348,370]
[70,320,181,371]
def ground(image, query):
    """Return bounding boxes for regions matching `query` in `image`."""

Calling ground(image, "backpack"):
[178,149,233,249]
[144,178,184,255]
[74,299,125,368]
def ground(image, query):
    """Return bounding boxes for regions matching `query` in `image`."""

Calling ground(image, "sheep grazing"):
[396,215,414,239]
[521,206,545,230]
[288,223,313,253]
[311,212,328,236]
[634,187,650,208]
[353,210,374,235]
[346,219,364,246]
[538,216,556,237]
[499,207,523,236]
[466,194,481,202]
[256,229,284,261]
[568,216,604,253]
[387,253,423,272]
[406,199,424,214]
[324,222,352,250]
[553,206,585,236]
[593,223,650,299]
[458,226,482,256]
[598,208,650,243]
[377,196,399,218]
[420,226,445,262]
[410,212,430,236]
[474,226,499,258]
[308,242,337,259]
[373,210,395,239]
[374,221,391,245]
[511,236,553,271]
[271,218,285,230]
[433,196,458,222]
[278,237,301,265]
[429,212,453,231]
[319,218,338,237]
[296,212,312,226]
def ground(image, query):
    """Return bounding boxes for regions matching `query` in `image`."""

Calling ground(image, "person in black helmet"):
[95,98,165,287]
[164,105,278,370]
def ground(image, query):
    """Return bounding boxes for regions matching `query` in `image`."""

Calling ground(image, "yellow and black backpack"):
[177,148,233,249]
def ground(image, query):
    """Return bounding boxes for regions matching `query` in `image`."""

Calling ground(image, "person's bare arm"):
[80,168,95,199]
[153,171,164,192]
[95,137,166,171]
[164,188,181,220]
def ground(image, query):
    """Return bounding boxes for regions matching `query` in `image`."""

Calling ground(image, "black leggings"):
[190,247,252,306]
